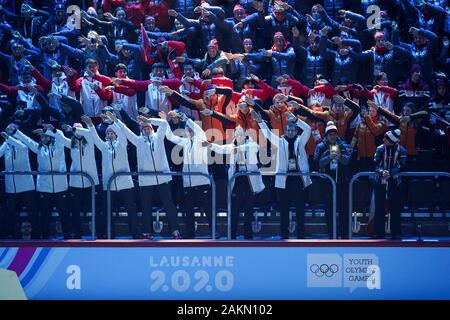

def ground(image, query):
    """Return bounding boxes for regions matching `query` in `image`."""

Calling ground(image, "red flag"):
[140,23,152,64]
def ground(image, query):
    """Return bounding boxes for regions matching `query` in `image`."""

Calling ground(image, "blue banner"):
[1,246,449,300]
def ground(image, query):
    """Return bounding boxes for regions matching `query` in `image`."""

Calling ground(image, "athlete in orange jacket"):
[376,102,428,158]
[293,95,360,139]
[160,85,233,142]
[350,103,387,171]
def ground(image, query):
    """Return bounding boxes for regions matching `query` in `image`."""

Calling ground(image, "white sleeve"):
[0,142,5,157]
[5,136,28,151]
[88,126,106,151]
[186,119,207,141]
[210,143,233,154]
[165,123,185,146]
[150,118,169,141]
[111,121,128,149]
[116,119,139,146]
[296,118,311,146]
[13,130,39,154]
[52,130,72,149]
[258,121,280,147]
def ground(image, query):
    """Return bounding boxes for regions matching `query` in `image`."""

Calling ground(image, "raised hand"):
[286,112,297,122]
[287,100,301,110]
[158,85,174,95]
[201,141,211,147]
[167,110,179,119]
[104,111,117,123]
[253,1,263,12]
[200,108,213,116]
[32,128,44,136]
[62,66,74,77]
[234,22,244,29]
[136,115,150,124]
[168,9,178,17]
[320,27,329,37]
[292,26,300,38]
[202,68,211,78]
[42,123,55,131]
[251,110,262,123]
[158,111,167,120]
[249,73,260,82]
[201,79,212,86]
[81,115,94,127]
[61,124,73,132]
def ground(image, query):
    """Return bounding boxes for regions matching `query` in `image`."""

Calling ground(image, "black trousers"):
[183,184,213,238]
[230,176,256,240]
[70,186,100,239]
[374,180,402,238]
[140,183,179,235]
[103,188,139,238]
[39,191,69,239]
[278,176,307,239]
[2,191,38,239]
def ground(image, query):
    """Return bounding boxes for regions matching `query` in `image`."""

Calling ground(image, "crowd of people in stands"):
[0,0,448,241]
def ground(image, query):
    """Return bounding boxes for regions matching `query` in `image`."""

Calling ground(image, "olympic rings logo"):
[309,264,339,278]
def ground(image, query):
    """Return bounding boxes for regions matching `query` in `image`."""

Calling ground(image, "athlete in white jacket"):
[165,111,213,239]
[46,123,100,239]
[207,127,265,240]
[81,114,139,239]
[14,125,70,239]
[254,110,312,239]
[0,124,37,239]
[110,112,182,239]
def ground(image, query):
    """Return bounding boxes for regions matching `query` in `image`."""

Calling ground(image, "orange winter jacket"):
[351,115,386,158]
[377,108,428,156]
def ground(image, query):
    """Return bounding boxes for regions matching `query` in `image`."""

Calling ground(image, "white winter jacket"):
[210,138,265,194]
[14,130,68,193]
[259,119,312,189]
[89,123,134,191]
[0,136,35,193]
[117,118,172,186]
[46,129,99,188]
[165,119,210,188]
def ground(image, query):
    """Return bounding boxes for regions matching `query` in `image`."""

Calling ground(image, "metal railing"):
[228,172,337,240]
[0,171,97,239]
[348,171,450,239]
[106,171,216,239]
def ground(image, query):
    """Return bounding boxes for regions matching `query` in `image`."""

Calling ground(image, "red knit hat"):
[140,122,153,131]
[207,38,219,49]
[105,126,117,135]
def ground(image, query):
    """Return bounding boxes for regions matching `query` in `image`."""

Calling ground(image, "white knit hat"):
[385,129,401,143]
[325,121,338,136]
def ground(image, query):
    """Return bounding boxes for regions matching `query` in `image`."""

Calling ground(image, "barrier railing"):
[348,171,450,239]
[227,172,337,240]
[0,171,96,239]
[106,171,216,239]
